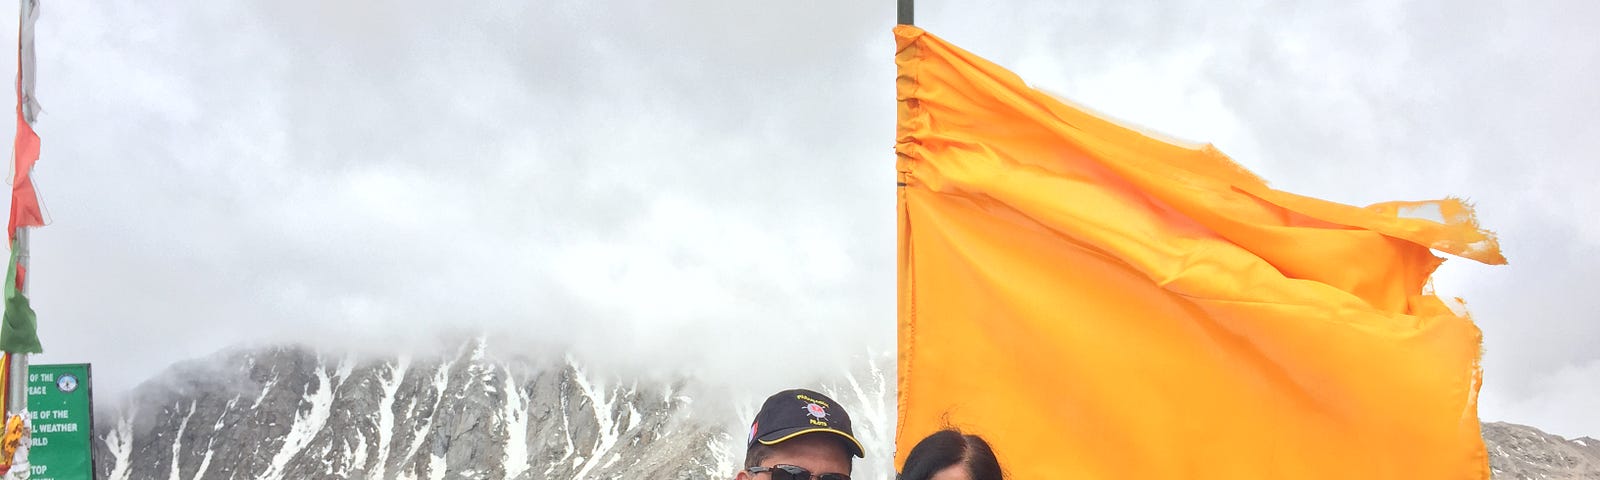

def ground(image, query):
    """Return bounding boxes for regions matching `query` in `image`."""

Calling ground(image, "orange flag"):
[894,25,1504,479]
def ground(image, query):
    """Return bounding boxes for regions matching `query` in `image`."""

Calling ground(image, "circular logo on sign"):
[56,374,78,393]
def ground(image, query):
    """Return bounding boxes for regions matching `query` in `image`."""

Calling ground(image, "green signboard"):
[27,364,94,480]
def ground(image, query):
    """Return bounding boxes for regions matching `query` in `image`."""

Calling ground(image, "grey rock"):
[91,340,725,480]
[1483,421,1600,480]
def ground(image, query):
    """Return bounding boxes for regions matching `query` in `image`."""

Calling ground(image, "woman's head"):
[898,429,1003,480]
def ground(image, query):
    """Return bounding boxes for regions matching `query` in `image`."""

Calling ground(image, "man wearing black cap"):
[736,388,866,480]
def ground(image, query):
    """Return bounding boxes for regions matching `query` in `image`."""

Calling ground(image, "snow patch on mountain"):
[102,414,133,480]
[169,401,194,480]
[371,357,407,480]
[260,359,335,480]
[500,364,531,480]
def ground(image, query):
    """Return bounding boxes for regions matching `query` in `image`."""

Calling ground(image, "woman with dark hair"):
[898,429,1004,480]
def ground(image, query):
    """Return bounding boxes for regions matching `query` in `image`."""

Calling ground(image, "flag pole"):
[898,0,913,25]
[4,228,25,478]
[4,0,40,476]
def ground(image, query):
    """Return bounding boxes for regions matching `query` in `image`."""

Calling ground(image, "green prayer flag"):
[2,239,41,354]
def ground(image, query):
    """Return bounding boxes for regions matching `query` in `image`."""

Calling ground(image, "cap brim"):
[757,426,866,458]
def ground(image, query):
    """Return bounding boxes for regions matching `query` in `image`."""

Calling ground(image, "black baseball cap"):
[746,388,865,458]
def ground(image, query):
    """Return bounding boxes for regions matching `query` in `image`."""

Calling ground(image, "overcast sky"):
[9,0,1596,439]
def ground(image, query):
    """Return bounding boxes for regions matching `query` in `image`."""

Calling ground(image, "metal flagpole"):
[7,231,27,480]
[6,0,40,476]
[898,0,914,25]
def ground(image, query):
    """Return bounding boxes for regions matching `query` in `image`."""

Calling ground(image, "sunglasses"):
[746,464,851,480]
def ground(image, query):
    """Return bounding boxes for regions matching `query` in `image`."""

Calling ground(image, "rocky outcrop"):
[92,341,724,480]
[1484,421,1600,480]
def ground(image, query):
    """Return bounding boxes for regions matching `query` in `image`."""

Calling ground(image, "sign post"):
[25,364,92,480]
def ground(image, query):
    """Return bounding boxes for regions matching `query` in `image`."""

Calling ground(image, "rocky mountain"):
[93,342,718,480]
[86,341,1591,479]
[1484,422,1600,480]
[89,340,894,480]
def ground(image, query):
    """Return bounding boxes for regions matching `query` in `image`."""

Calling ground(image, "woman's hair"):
[898,429,1003,480]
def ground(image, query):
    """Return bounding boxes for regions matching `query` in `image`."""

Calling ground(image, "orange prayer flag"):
[894,25,1503,480]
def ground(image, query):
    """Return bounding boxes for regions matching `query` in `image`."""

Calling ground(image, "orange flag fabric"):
[894,25,1504,480]
[8,0,43,241]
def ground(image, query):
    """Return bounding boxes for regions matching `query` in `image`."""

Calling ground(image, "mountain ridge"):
[87,341,1592,479]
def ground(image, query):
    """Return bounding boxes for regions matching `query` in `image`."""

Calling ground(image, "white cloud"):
[0,0,1591,438]
[1481,358,1600,440]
